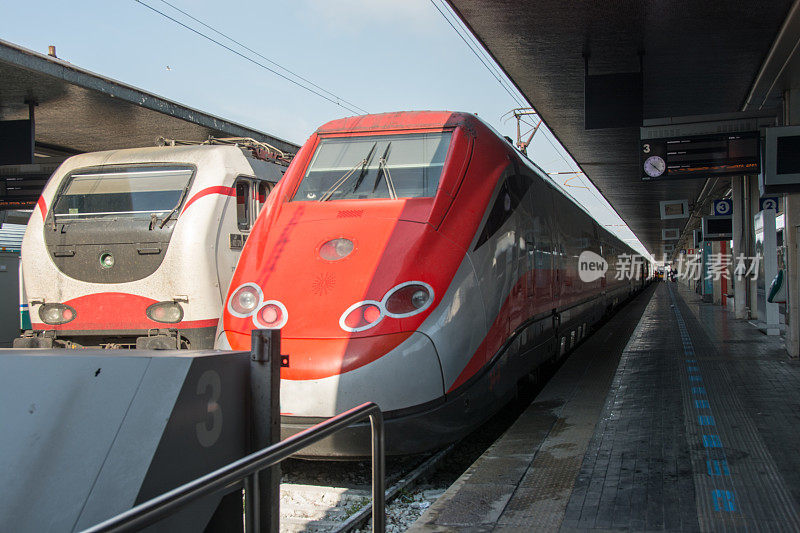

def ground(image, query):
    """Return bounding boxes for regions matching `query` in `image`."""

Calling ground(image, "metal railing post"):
[370,412,386,533]
[80,403,384,533]
[243,473,258,533]
[250,330,281,532]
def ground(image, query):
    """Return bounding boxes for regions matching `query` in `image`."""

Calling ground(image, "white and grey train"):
[16,141,289,349]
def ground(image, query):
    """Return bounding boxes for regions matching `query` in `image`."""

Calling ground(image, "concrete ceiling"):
[448,0,795,257]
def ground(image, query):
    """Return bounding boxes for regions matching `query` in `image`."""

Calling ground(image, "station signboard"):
[760,196,779,212]
[713,199,732,216]
[640,131,760,181]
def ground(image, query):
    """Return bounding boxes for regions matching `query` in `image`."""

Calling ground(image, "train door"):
[552,193,567,306]
[215,176,259,304]
[528,177,555,314]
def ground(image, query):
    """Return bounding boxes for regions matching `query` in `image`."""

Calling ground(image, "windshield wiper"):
[319,142,377,201]
[159,184,192,229]
[372,142,397,199]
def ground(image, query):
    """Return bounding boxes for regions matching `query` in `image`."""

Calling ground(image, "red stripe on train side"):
[181,186,235,214]
[37,196,46,221]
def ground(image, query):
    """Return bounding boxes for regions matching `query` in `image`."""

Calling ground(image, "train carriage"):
[218,111,646,456]
[17,141,288,349]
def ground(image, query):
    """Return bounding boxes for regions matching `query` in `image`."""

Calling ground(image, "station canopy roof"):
[448,0,798,257]
[0,39,298,159]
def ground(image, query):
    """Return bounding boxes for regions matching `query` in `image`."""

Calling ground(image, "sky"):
[1,0,650,258]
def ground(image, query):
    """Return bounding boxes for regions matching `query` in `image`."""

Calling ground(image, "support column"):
[783,89,800,356]
[732,176,748,318]
[748,175,761,318]
[712,241,722,305]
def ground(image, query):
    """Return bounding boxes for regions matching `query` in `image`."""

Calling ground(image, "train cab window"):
[235,180,251,231]
[293,132,453,201]
[53,166,194,219]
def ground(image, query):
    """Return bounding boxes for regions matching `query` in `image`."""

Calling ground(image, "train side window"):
[257,181,273,214]
[235,180,250,231]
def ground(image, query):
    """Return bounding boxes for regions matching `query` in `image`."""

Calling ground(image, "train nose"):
[280,331,445,417]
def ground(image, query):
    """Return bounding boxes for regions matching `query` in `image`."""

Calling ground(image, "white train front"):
[17,143,286,349]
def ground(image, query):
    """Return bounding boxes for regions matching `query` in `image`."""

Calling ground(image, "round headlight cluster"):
[227,282,288,329]
[254,301,288,329]
[39,303,77,325]
[228,283,262,317]
[385,284,431,315]
[339,281,434,333]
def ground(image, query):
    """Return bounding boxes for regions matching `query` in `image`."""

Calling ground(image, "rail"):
[81,402,385,533]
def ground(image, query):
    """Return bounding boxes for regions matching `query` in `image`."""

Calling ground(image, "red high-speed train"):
[217,111,647,456]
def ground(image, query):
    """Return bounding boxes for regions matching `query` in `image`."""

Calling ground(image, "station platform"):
[411,282,800,531]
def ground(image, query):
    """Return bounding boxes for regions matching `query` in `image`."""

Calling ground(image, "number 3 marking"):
[643,143,651,154]
[196,370,223,447]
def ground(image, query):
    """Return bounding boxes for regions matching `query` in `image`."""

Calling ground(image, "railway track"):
[277,350,564,532]
[279,446,452,532]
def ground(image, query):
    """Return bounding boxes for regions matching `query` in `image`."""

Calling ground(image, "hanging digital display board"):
[641,131,760,181]
[0,164,57,209]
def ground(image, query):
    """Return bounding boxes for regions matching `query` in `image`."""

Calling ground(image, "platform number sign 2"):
[760,197,779,212]
[713,199,732,216]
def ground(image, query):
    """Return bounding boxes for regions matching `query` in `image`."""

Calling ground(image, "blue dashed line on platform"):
[698,415,715,426]
[669,285,739,516]
[712,489,737,512]
[707,460,730,476]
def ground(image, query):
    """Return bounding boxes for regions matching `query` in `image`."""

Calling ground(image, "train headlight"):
[228,283,263,317]
[319,238,354,261]
[146,301,184,323]
[99,252,115,269]
[383,282,434,317]
[340,301,383,332]
[39,303,77,325]
[338,282,434,333]
[253,301,288,329]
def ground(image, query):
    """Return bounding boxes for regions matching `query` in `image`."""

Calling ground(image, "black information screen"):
[776,135,800,175]
[706,218,732,236]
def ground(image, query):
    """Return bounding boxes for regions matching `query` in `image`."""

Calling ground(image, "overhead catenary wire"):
[133,0,367,115]
[153,0,368,115]
[429,3,646,258]
[440,3,525,106]
[428,0,528,109]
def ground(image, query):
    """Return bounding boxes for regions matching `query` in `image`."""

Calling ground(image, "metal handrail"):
[81,402,385,533]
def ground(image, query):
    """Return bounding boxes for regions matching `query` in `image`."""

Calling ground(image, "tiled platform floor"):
[411,282,800,532]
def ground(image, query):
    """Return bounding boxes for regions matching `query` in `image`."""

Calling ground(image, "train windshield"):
[52,166,194,219]
[293,132,452,201]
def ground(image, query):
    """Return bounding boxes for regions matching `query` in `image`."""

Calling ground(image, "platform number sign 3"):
[713,199,732,216]
[760,197,779,212]
[196,369,223,447]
